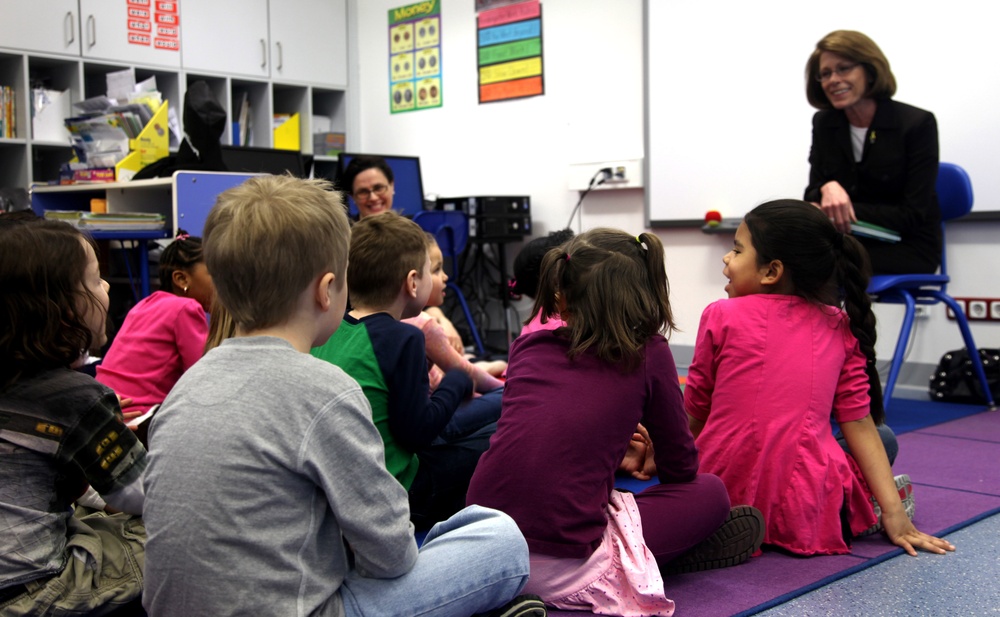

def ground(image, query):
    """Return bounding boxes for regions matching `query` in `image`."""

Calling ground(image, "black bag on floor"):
[928,348,1000,404]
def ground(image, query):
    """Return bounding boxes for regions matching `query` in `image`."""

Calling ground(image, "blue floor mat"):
[884,397,991,434]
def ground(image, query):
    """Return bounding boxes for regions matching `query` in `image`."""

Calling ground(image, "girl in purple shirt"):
[469,228,762,616]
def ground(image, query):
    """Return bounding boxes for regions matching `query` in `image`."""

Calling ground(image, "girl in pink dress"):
[685,200,955,557]
[97,233,214,414]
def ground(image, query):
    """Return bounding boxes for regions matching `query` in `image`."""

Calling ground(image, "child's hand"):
[121,409,146,428]
[476,360,508,378]
[882,509,956,556]
[619,435,649,479]
[428,307,466,354]
[619,424,656,480]
[116,394,134,409]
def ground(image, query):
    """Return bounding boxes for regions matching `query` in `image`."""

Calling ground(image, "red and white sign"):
[127,0,179,50]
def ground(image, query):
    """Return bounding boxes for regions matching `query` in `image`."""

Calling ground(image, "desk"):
[31,171,258,299]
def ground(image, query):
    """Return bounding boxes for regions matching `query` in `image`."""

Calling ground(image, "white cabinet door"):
[269,0,347,87]
[79,0,182,68]
[181,0,269,78]
[0,0,80,56]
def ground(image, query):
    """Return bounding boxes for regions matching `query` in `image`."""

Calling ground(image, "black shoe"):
[474,594,547,617]
[662,505,764,575]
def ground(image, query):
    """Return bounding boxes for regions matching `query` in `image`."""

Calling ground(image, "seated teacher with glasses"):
[340,154,397,219]
[804,30,941,275]
[338,154,469,353]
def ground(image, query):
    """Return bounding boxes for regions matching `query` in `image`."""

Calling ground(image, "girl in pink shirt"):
[510,228,574,336]
[685,200,955,557]
[97,234,214,414]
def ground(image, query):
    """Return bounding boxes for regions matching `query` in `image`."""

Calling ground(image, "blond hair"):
[203,175,350,331]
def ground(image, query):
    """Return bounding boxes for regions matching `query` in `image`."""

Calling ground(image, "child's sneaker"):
[474,594,547,617]
[662,505,764,575]
[859,473,915,537]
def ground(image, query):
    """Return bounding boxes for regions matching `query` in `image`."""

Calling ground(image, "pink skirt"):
[524,490,675,616]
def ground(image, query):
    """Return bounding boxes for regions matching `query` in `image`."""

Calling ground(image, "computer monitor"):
[336,152,425,218]
[220,145,306,178]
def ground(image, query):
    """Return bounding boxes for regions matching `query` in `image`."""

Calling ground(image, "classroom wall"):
[351,0,1000,376]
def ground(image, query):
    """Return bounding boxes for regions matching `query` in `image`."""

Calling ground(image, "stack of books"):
[44,210,165,231]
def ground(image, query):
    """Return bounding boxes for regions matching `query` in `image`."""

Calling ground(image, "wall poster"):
[476,0,543,103]
[389,1,443,113]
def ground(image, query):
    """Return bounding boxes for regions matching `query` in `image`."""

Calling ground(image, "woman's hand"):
[819,180,857,233]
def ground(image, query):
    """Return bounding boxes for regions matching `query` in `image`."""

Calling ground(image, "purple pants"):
[634,473,731,566]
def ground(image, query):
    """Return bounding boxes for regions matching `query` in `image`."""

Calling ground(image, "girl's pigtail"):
[637,232,675,337]
[528,245,568,329]
[837,233,885,425]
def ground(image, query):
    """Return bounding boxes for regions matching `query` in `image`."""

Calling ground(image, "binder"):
[273,113,300,151]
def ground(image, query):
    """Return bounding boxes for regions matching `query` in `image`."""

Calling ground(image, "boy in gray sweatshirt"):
[142,175,541,617]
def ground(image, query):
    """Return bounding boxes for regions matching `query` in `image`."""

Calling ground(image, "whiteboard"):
[644,0,1000,226]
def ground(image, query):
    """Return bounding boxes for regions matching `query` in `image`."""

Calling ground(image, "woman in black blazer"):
[804,30,941,274]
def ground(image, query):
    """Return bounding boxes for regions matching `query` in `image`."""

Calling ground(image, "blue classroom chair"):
[867,162,997,411]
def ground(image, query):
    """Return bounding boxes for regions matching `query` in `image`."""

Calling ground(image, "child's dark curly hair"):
[158,231,204,292]
[511,228,575,298]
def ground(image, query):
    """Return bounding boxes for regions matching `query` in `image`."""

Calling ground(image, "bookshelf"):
[0,0,350,192]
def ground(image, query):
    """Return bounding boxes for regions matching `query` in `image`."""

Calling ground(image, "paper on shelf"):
[32,88,72,143]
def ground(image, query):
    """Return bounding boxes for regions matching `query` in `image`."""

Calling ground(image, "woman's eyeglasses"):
[816,63,859,82]
[353,184,389,201]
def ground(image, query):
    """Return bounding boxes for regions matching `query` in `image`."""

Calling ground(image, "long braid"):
[837,234,885,424]
[746,200,885,425]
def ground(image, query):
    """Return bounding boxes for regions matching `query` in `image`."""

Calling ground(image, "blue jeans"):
[437,387,503,442]
[340,505,529,617]
[834,422,899,466]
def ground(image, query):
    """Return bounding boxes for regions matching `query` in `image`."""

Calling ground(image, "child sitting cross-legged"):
[97,232,214,415]
[311,211,496,531]
[0,218,146,615]
[468,228,764,616]
[142,176,541,617]
[402,232,504,441]
[685,199,956,557]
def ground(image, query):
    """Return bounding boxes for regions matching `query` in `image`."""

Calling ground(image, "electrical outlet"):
[991,301,1000,320]
[949,297,1000,321]
[947,299,965,320]
[567,159,644,191]
[914,305,931,318]
[968,300,988,320]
